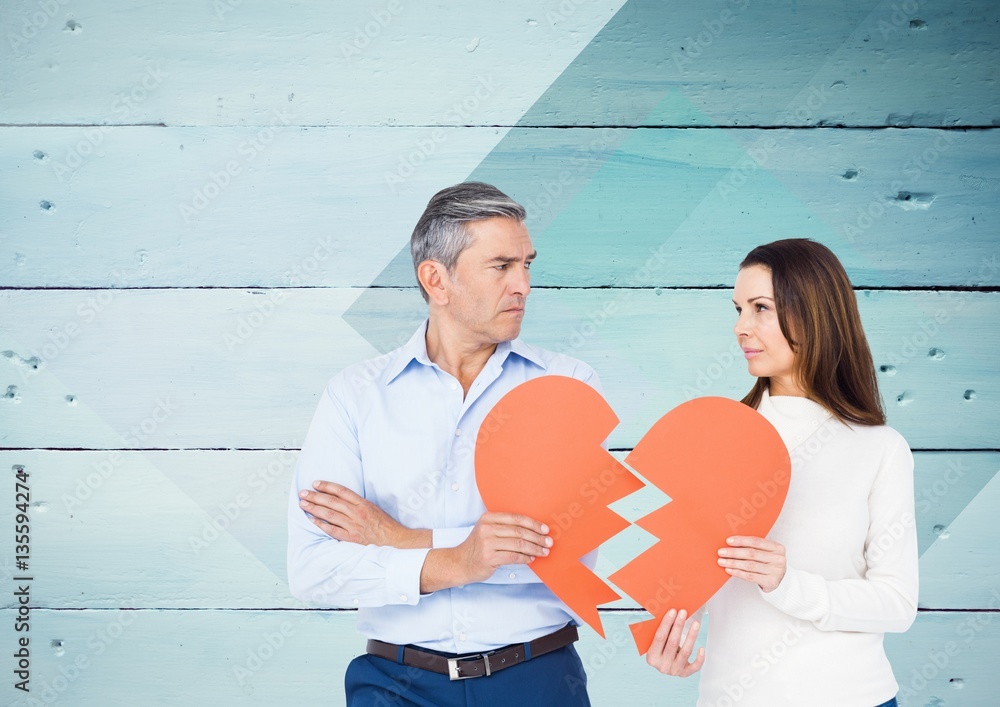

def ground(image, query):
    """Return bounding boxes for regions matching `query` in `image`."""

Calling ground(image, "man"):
[287,182,601,705]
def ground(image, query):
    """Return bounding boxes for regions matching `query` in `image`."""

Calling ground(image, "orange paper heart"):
[474,376,644,637]
[475,381,791,653]
[608,396,791,654]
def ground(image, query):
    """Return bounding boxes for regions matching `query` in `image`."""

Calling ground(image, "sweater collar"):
[756,388,835,450]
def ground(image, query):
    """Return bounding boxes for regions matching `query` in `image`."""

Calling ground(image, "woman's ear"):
[417,260,449,306]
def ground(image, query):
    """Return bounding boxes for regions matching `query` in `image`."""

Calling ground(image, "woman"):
[646,239,918,707]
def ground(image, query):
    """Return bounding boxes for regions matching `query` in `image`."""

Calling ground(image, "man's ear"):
[417,260,450,305]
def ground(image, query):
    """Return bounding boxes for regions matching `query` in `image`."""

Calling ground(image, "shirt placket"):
[439,370,466,533]
[445,356,508,652]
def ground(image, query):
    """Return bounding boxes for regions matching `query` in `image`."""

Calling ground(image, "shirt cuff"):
[432,527,474,549]
[384,547,431,605]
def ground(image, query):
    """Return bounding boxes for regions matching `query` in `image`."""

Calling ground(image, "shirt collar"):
[383,321,432,384]
[383,320,548,385]
[505,336,548,370]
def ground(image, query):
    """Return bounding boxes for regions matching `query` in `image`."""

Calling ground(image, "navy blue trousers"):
[345,644,590,706]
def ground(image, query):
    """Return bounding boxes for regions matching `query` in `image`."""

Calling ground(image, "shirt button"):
[449,381,458,391]
[352,598,359,605]
[508,573,516,579]
[400,594,408,602]
[455,428,462,437]
[451,483,459,491]
[459,633,467,641]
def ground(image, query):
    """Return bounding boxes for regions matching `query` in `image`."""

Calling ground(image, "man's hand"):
[420,512,552,593]
[646,609,705,677]
[718,535,787,593]
[299,481,431,549]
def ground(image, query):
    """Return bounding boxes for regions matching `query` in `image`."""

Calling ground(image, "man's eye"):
[495,264,508,271]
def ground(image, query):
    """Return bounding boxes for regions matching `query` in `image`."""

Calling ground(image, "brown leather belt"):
[366,624,579,681]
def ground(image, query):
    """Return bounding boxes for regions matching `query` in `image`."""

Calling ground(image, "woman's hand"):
[718,536,787,592]
[645,609,705,677]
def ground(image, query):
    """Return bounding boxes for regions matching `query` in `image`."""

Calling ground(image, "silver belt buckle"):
[447,651,492,680]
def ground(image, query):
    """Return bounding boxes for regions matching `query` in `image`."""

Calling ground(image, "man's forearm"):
[393,527,433,549]
[419,547,470,594]
[298,483,434,549]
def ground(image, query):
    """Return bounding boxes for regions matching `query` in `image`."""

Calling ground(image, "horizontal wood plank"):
[0,450,994,610]
[0,0,620,127]
[3,1,996,703]
[2,1,997,127]
[2,127,998,287]
[1,289,995,449]
[0,609,995,705]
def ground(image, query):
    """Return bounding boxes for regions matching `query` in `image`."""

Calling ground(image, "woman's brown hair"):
[739,239,886,426]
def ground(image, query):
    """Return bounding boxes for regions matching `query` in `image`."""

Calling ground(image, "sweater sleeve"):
[761,432,919,633]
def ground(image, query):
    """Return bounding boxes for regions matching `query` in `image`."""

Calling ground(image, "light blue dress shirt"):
[287,321,602,653]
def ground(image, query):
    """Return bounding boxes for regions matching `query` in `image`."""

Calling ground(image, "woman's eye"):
[756,303,768,312]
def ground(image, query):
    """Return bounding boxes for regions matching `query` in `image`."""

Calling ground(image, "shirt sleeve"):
[287,376,430,607]
[761,432,919,633]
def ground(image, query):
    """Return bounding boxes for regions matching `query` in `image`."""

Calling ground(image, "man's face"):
[443,217,535,345]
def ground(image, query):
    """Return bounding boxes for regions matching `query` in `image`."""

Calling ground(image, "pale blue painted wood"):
[0,450,300,609]
[911,453,1000,559]
[0,126,506,289]
[918,466,1000,611]
[2,1,997,127]
[0,290,996,449]
[1,450,994,610]
[378,125,1000,290]
[2,127,998,288]
[517,0,1000,128]
[0,0,626,126]
[0,609,994,705]
[1,0,997,701]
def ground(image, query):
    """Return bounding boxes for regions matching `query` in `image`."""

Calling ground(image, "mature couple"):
[287,182,917,707]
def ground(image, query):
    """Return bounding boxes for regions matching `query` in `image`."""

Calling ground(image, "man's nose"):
[510,266,530,296]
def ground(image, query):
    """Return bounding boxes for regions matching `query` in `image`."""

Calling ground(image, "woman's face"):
[733,265,803,397]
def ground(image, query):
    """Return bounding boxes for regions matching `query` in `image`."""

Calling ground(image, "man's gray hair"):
[410,182,526,301]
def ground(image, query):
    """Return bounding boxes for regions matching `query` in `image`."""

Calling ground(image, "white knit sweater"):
[697,391,919,707]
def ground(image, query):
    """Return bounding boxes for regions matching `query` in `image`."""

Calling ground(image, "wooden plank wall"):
[1,0,998,704]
